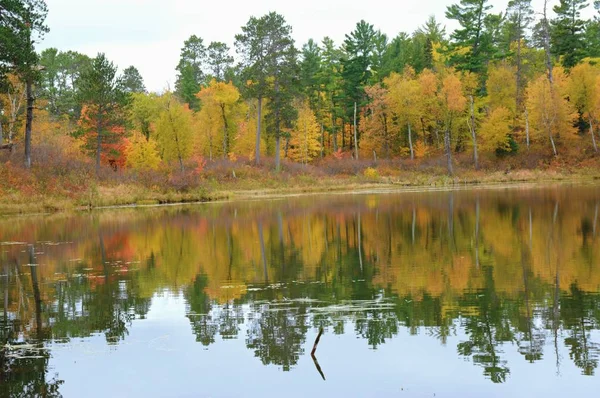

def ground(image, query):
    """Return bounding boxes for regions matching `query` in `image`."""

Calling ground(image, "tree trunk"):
[590,116,598,153]
[221,103,228,158]
[320,123,324,159]
[543,0,554,84]
[353,102,359,160]
[469,95,478,170]
[255,97,262,165]
[549,134,557,157]
[332,113,338,152]
[96,111,102,176]
[445,125,453,175]
[178,154,184,172]
[24,79,34,169]
[275,136,281,171]
[516,34,523,112]
[525,108,530,150]
[408,122,414,160]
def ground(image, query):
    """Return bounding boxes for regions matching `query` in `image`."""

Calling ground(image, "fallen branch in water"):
[311,327,324,356]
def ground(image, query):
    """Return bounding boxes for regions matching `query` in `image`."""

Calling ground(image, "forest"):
[2,0,600,210]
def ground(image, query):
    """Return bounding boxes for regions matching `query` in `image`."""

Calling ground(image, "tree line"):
[2,0,600,176]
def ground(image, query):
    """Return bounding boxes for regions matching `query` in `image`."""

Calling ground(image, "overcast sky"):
[38,0,595,92]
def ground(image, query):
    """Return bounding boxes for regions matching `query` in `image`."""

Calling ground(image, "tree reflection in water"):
[1,185,600,393]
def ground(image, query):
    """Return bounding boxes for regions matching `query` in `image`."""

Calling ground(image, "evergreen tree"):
[121,65,145,94]
[175,35,206,110]
[446,0,503,93]
[551,0,589,68]
[236,12,299,169]
[505,0,534,110]
[77,53,129,175]
[206,41,234,82]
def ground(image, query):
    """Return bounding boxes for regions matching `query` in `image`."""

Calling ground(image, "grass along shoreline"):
[1,167,598,216]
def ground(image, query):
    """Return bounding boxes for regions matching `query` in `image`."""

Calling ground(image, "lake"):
[1,183,600,397]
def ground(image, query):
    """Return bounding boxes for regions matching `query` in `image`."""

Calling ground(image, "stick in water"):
[311,327,324,356]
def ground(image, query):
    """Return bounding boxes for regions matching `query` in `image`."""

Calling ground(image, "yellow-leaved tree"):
[481,63,518,156]
[195,79,242,160]
[287,101,321,163]
[126,132,162,170]
[566,62,600,152]
[231,99,265,161]
[418,69,441,149]
[154,93,195,171]
[526,68,577,156]
[479,107,513,153]
[486,63,517,116]
[385,67,421,160]
[129,92,166,141]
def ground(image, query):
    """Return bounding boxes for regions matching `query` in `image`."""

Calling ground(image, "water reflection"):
[1,184,600,395]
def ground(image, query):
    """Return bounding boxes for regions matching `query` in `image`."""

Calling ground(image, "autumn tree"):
[486,63,518,115]
[439,70,467,174]
[567,62,600,151]
[479,106,513,154]
[128,92,165,141]
[526,68,577,155]
[195,79,242,160]
[418,68,442,147]
[287,101,321,163]
[361,84,394,158]
[77,53,129,174]
[154,93,194,172]
[126,132,161,170]
[385,67,421,159]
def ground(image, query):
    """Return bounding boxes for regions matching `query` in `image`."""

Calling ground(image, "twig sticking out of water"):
[311,327,324,356]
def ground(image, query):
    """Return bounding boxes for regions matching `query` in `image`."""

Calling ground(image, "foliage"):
[287,101,321,163]
[526,68,578,153]
[126,132,161,170]
[76,53,129,173]
[480,106,514,153]
[154,93,195,171]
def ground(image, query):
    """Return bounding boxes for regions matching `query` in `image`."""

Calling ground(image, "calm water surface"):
[1,184,600,397]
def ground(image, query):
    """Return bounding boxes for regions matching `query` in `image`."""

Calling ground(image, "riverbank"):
[1,164,598,216]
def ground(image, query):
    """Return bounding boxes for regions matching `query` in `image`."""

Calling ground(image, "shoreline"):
[2,170,598,217]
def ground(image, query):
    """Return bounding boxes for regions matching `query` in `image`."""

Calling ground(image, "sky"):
[37,0,596,92]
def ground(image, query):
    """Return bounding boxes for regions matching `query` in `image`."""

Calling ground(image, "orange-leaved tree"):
[438,69,466,175]
[78,104,128,170]
[361,84,395,159]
